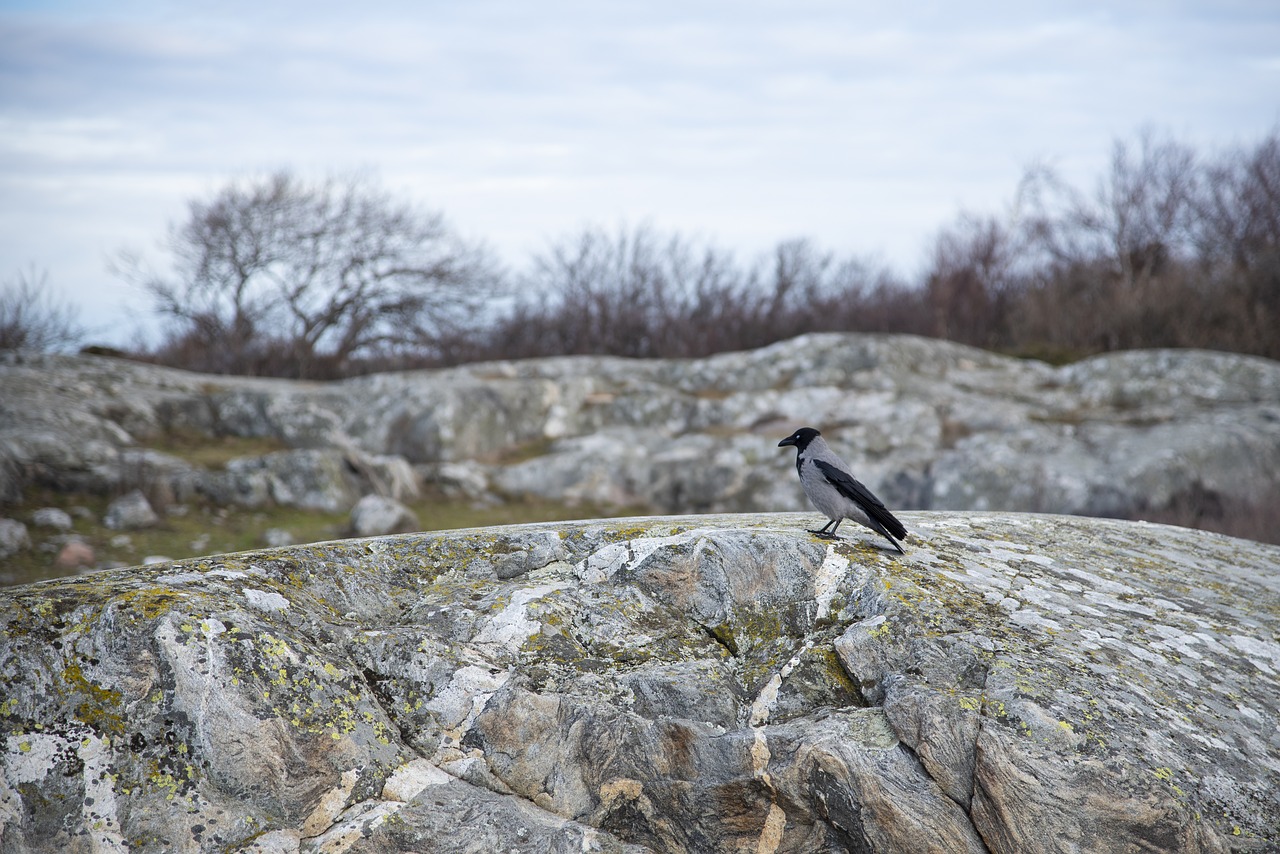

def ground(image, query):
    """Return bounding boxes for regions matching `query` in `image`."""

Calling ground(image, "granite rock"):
[2,338,1278,522]
[1,512,1276,853]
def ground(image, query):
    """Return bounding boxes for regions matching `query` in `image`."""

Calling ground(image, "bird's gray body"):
[779,427,907,553]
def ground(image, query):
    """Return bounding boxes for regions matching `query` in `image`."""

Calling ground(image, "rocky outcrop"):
[3,336,1279,523]
[2,512,1276,853]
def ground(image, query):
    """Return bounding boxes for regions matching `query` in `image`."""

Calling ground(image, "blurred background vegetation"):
[5,127,1277,375]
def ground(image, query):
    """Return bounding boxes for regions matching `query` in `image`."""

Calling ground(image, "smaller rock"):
[262,528,296,548]
[0,519,30,558]
[348,494,420,538]
[104,489,160,530]
[421,462,490,500]
[30,507,74,530]
[142,555,172,565]
[110,534,133,549]
[54,540,95,570]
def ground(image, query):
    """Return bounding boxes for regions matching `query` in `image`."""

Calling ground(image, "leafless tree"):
[1018,129,1199,289]
[0,266,84,353]
[507,225,745,358]
[120,172,499,377]
[923,212,1017,348]
[1194,130,1280,272]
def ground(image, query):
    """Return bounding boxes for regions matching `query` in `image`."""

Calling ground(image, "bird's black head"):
[778,427,821,451]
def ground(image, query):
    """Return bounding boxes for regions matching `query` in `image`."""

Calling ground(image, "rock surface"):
[103,489,160,530]
[2,336,1278,522]
[0,520,28,559]
[28,508,72,531]
[1,512,1276,853]
[347,494,421,538]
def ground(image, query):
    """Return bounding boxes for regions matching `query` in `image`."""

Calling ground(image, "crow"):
[778,426,907,554]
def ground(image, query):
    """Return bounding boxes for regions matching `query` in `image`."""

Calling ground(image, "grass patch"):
[0,488,653,588]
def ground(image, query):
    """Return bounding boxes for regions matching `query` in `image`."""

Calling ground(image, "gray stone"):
[0,519,29,558]
[261,528,295,548]
[103,489,159,530]
[0,512,1275,853]
[198,449,364,512]
[1,338,1278,526]
[29,508,73,530]
[348,494,421,537]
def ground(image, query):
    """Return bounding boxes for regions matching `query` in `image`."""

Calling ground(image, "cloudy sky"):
[2,0,1278,347]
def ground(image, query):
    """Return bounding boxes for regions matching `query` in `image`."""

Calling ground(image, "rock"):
[348,494,421,537]
[52,538,94,569]
[0,519,29,558]
[261,528,295,548]
[0,512,1275,853]
[419,461,492,501]
[198,449,364,512]
[2,339,1278,527]
[103,489,160,530]
[30,507,73,530]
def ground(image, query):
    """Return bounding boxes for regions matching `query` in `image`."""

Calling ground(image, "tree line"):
[4,127,1278,375]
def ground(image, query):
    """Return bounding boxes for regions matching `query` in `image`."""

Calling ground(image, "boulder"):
[52,539,94,569]
[261,528,296,548]
[196,449,364,513]
[103,489,159,530]
[0,519,29,559]
[0,512,1275,853]
[29,507,73,530]
[348,494,421,537]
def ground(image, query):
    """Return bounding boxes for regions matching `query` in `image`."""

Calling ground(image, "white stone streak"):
[473,583,567,652]
[812,545,850,620]
[575,532,698,584]
[749,640,814,727]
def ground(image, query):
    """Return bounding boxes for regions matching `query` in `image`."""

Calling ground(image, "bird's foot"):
[807,529,839,539]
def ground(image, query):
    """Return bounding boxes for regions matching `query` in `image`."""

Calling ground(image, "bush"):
[0,267,83,353]
[129,129,1280,374]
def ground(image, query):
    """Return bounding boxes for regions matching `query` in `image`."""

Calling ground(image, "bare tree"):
[1194,130,1280,273]
[923,212,1017,348]
[1019,129,1199,289]
[121,172,499,377]
[510,225,744,358]
[0,266,84,353]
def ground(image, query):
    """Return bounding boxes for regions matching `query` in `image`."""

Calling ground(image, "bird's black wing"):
[814,459,907,540]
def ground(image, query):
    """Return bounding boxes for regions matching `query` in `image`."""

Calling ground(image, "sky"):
[2,0,1278,348]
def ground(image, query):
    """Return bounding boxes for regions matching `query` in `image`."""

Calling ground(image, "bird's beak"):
[778,436,796,447]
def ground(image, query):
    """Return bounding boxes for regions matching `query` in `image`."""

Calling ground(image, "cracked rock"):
[1,512,1277,853]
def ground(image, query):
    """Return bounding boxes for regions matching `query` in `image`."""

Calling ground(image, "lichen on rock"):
[1,511,1277,853]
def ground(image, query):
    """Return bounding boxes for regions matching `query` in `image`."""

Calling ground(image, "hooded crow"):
[778,426,907,554]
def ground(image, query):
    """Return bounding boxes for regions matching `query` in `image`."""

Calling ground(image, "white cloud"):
[1,0,1278,346]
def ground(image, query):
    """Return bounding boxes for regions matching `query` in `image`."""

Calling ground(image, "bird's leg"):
[808,519,840,539]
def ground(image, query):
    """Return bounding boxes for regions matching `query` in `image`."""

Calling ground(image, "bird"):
[778,426,908,554]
